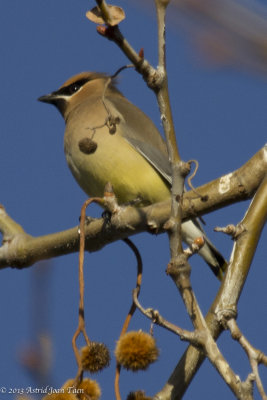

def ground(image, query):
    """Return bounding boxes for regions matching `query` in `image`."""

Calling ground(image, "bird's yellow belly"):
[65,128,170,206]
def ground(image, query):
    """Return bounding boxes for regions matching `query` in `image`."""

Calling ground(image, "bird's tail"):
[199,237,228,280]
[182,220,227,280]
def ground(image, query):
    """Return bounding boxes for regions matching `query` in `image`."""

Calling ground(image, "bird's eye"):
[68,83,81,94]
[57,78,89,97]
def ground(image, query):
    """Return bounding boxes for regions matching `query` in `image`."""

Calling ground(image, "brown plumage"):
[39,71,227,278]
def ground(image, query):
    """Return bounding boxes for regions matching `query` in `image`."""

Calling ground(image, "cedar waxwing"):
[39,72,227,279]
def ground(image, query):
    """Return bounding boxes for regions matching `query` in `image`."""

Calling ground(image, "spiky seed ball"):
[127,390,152,400]
[77,378,101,400]
[63,378,101,400]
[81,342,110,373]
[42,393,77,400]
[115,331,159,371]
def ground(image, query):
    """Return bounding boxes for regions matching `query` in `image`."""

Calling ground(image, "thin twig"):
[133,287,199,344]
[95,0,113,25]
[93,0,168,88]
[111,64,135,79]
[187,159,208,201]
[114,238,143,400]
[227,318,267,400]
[72,197,102,384]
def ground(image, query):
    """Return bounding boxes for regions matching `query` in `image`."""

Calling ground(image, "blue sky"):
[0,1,267,399]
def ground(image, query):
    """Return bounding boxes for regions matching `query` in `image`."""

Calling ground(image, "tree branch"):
[155,171,267,399]
[166,247,252,399]
[133,287,198,344]
[93,0,158,86]
[227,318,267,400]
[0,146,266,269]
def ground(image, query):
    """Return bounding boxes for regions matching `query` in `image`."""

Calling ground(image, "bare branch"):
[155,171,267,399]
[166,255,251,399]
[133,288,198,344]
[215,173,267,317]
[0,147,266,269]
[0,205,27,242]
[91,0,158,87]
[227,319,267,400]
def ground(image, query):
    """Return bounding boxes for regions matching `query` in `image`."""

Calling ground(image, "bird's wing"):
[108,95,172,184]
[125,136,172,184]
[107,94,227,278]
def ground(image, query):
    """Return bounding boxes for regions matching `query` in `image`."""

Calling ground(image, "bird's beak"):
[38,93,57,103]
[38,91,66,116]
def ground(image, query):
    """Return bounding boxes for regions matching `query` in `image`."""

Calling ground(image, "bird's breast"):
[64,121,170,206]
